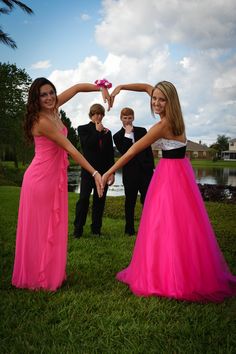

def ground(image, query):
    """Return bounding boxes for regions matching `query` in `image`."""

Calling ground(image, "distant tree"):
[216,135,230,152]
[0,62,32,167]
[0,0,34,49]
[210,134,230,159]
[60,110,80,150]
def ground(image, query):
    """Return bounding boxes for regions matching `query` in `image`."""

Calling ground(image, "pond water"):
[68,166,236,196]
[194,167,236,186]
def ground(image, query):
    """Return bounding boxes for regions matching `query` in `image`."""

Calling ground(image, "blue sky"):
[1,0,105,76]
[1,0,236,145]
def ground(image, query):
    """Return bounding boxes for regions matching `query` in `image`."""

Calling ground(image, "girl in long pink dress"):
[103,81,236,302]
[12,77,110,291]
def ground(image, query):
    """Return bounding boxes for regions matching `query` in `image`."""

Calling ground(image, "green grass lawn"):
[143,159,236,169]
[0,186,236,353]
[190,159,236,168]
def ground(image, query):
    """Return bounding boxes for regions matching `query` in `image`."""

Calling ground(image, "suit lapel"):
[133,127,138,143]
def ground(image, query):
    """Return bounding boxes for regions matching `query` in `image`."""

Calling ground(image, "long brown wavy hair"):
[151,81,185,136]
[24,77,58,142]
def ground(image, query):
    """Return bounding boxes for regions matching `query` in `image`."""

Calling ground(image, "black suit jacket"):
[113,126,154,183]
[78,121,114,178]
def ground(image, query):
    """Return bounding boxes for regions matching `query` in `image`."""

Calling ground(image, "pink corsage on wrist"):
[95,79,112,89]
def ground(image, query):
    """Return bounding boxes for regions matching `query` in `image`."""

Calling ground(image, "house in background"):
[221,139,236,161]
[152,140,212,159]
[185,140,212,159]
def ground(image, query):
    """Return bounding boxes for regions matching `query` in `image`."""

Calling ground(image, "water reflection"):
[194,167,236,187]
[68,166,236,196]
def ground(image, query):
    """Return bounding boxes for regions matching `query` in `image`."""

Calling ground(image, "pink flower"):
[95,78,112,89]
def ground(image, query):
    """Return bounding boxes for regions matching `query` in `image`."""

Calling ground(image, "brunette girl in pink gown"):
[12,77,110,291]
[103,81,236,302]
[12,128,69,290]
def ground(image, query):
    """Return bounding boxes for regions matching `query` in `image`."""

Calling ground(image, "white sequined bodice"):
[155,138,187,150]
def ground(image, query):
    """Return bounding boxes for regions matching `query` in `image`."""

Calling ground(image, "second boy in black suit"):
[113,107,155,236]
[73,104,114,237]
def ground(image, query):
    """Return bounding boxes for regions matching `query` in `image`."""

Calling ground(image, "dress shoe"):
[91,227,101,236]
[125,229,135,236]
[73,228,83,238]
[92,232,101,237]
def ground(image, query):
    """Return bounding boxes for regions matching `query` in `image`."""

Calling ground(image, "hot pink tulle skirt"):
[116,157,236,302]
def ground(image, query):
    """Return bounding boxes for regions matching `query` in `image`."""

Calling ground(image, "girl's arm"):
[57,83,111,111]
[103,120,166,184]
[37,117,104,196]
[110,83,154,106]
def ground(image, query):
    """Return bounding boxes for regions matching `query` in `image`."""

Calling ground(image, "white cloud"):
[96,0,236,54]
[80,13,91,21]
[48,0,236,145]
[31,60,51,69]
[179,57,192,70]
[214,66,236,90]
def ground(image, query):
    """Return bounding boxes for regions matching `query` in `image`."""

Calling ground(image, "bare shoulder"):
[149,119,168,133]
[134,120,166,147]
[33,115,56,136]
[37,115,52,128]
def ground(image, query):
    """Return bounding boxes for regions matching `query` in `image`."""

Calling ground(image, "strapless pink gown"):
[116,154,236,302]
[12,127,69,291]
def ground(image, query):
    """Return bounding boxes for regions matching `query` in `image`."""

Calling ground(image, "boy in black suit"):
[73,104,114,237]
[113,107,154,235]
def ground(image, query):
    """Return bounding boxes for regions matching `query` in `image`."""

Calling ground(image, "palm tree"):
[0,0,34,49]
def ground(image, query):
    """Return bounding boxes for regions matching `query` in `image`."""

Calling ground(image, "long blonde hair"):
[151,81,185,136]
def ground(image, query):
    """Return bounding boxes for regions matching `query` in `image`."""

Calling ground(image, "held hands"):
[100,85,121,110]
[94,172,114,197]
[96,79,122,110]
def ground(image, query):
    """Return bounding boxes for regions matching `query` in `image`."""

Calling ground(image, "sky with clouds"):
[1,0,236,145]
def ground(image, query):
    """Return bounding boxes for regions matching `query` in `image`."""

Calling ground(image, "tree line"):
[0,62,80,168]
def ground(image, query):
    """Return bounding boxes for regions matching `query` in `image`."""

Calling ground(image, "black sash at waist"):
[162,146,186,159]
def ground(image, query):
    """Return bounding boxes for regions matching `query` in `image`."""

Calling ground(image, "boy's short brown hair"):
[120,107,134,119]
[89,103,105,118]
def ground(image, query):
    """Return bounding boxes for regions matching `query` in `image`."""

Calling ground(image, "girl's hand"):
[102,172,110,187]
[110,85,122,107]
[100,87,112,111]
[94,173,104,198]
[107,173,115,186]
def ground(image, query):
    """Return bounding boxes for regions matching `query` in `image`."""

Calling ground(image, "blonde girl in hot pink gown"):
[103,81,236,302]
[12,77,110,291]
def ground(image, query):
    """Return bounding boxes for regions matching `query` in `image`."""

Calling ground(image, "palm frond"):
[0,0,33,14]
[0,7,10,14]
[11,0,34,14]
[0,29,17,48]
